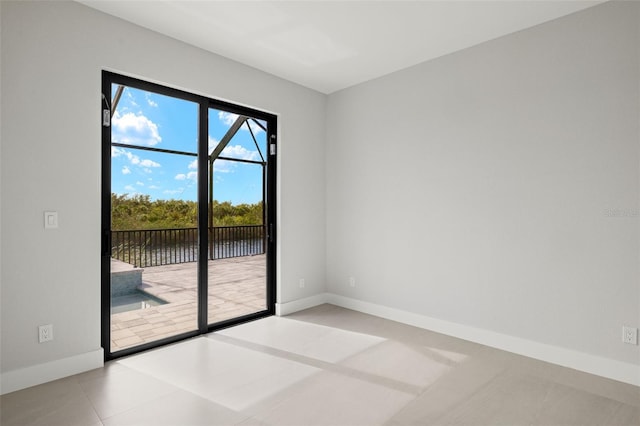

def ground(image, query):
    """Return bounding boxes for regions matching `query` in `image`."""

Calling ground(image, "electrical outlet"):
[349,277,356,287]
[622,326,638,345]
[38,324,53,343]
[299,278,305,288]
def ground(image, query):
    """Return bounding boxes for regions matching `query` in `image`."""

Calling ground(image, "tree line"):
[111,194,263,230]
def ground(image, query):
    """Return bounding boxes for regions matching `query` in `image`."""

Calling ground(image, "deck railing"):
[111,225,266,267]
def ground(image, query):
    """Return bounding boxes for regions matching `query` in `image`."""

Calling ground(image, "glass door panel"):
[109,84,199,353]
[207,108,268,325]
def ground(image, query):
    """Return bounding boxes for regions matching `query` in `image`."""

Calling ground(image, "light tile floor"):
[2,304,639,425]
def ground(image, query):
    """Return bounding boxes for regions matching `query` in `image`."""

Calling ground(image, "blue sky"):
[111,86,266,204]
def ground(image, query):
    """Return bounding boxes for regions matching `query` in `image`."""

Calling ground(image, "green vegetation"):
[111,193,263,230]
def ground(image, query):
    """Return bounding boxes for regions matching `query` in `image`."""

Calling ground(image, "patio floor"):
[110,255,266,352]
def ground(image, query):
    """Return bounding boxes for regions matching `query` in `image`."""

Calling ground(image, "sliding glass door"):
[101,72,276,359]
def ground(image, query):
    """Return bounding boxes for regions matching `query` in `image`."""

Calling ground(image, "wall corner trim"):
[278,292,640,387]
[0,348,104,395]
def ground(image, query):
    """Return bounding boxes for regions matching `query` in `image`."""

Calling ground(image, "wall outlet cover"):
[622,326,638,345]
[38,324,54,343]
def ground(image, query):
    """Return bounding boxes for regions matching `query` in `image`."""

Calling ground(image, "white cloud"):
[136,181,144,186]
[214,160,233,173]
[126,91,138,108]
[208,140,260,165]
[124,185,136,191]
[205,143,260,174]
[221,144,260,161]
[113,147,141,164]
[218,111,237,127]
[148,185,161,190]
[208,136,219,152]
[217,111,265,135]
[139,159,160,168]
[112,111,162,146]
[146,94,158,108]
[175,171,197,181]
[112,147,161,172]
[175,139,261,185]
[127,153,140,165]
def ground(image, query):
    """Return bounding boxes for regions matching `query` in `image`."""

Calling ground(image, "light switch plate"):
[44,211,58,229]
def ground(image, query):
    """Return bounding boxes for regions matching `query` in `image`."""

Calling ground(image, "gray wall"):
[326,1,639,366]
[0,1,326,375]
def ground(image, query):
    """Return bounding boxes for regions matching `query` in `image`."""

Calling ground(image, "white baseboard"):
[0,348,104,395]
[276,293,329,316]
[278,292,640,387]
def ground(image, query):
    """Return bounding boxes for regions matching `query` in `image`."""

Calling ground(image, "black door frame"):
[101,71,277,360]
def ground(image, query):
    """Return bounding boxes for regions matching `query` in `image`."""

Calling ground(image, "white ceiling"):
[79,1,605,94]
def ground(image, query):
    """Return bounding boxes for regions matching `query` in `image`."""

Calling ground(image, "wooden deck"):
[110,255,266,352]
